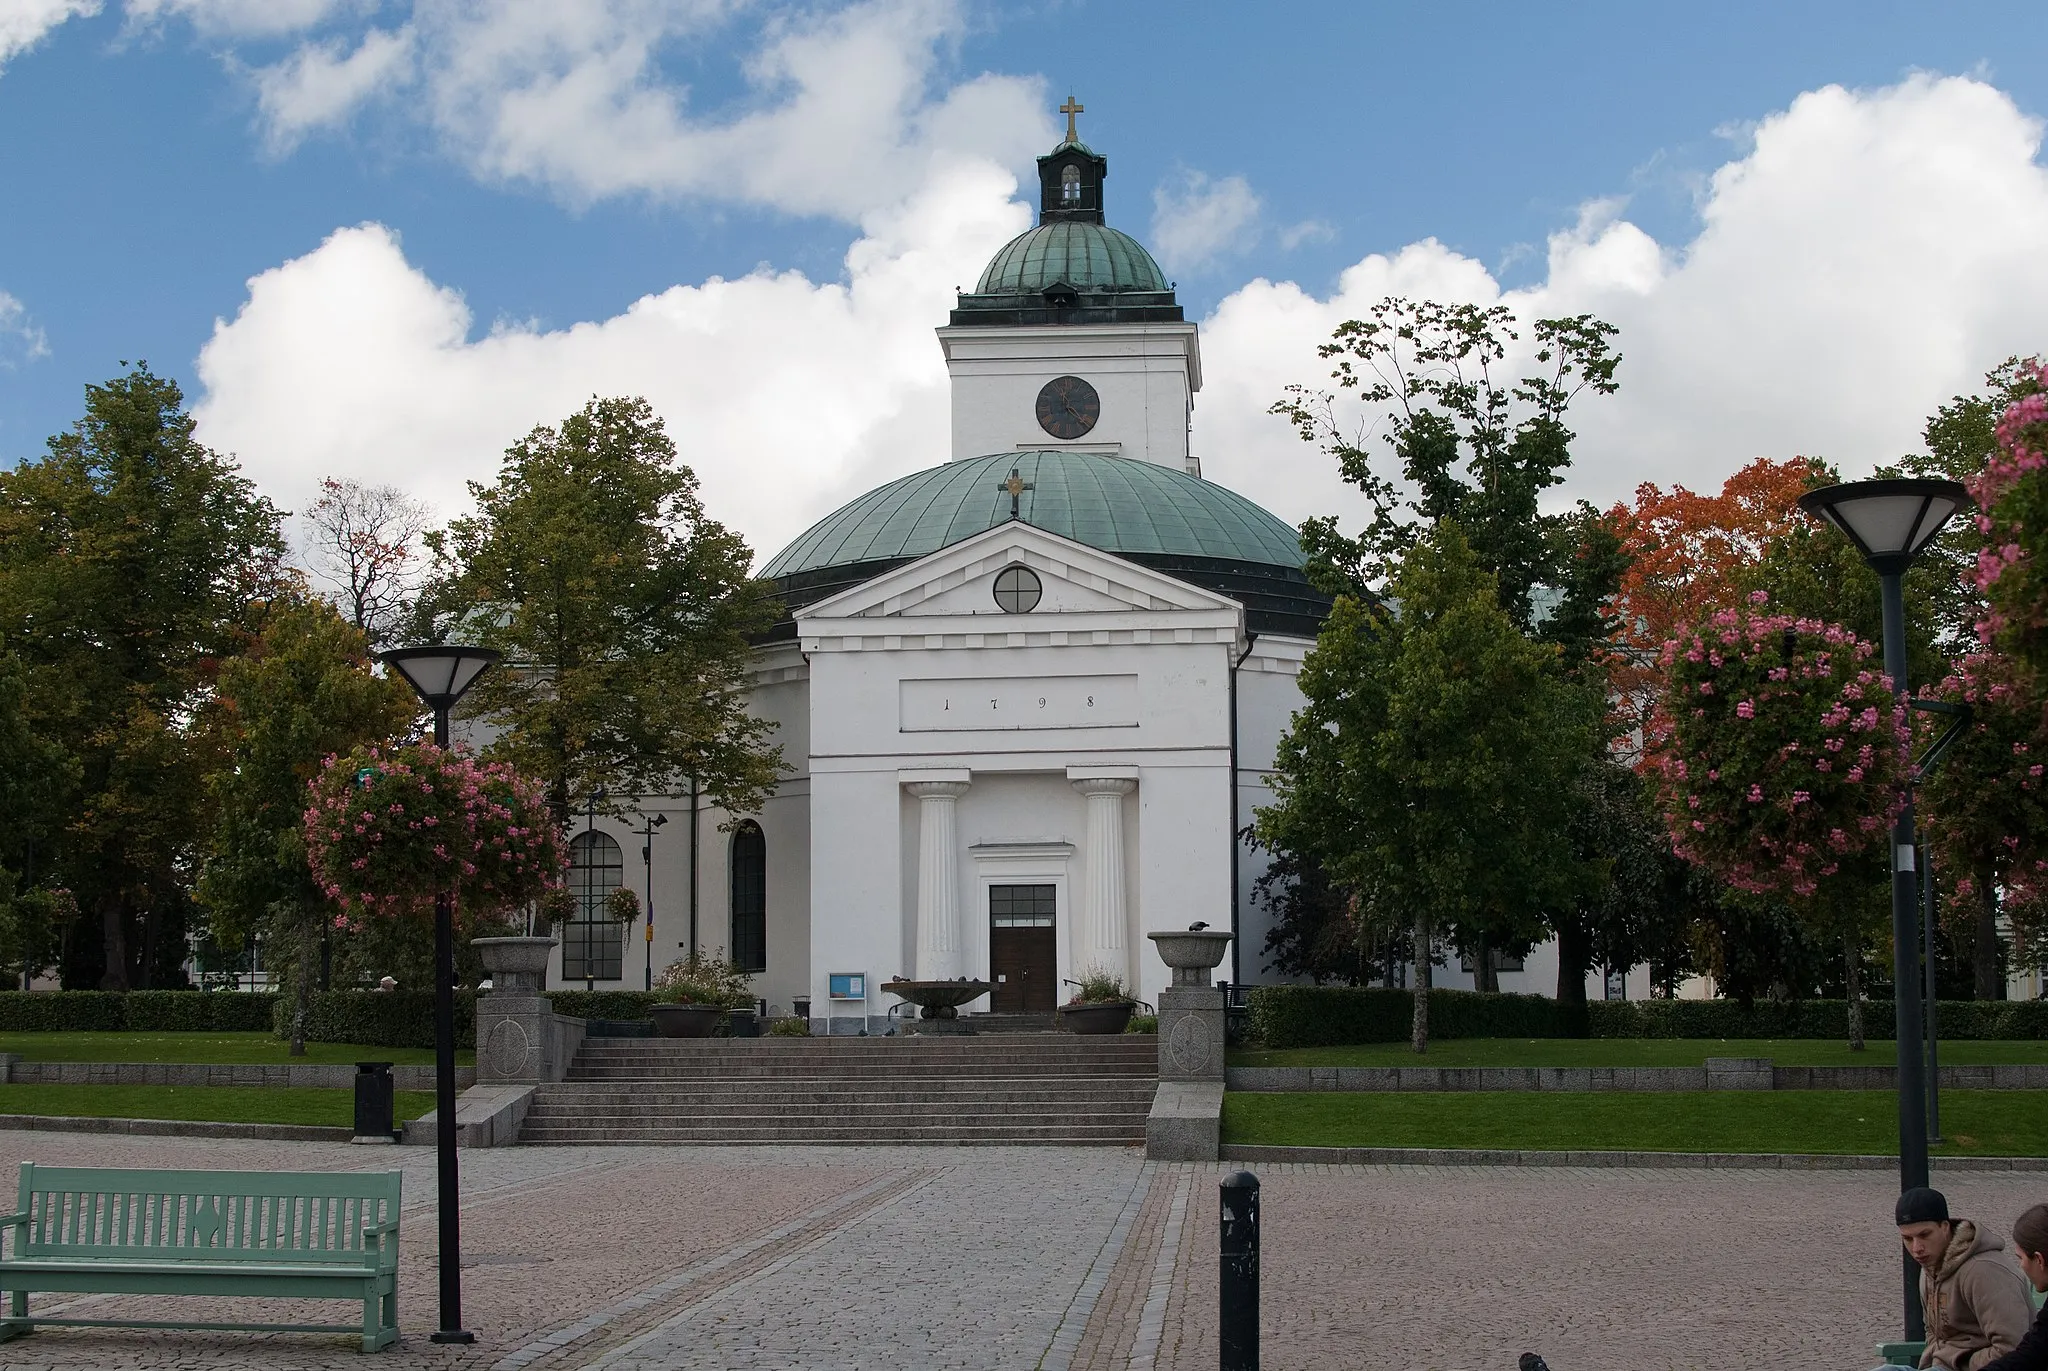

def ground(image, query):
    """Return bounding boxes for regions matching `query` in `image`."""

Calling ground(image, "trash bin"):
[353,1062,395,1142]
[728,1007,759,1038]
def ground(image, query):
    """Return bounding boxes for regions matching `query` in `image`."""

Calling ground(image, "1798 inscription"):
[900,675,1138,732]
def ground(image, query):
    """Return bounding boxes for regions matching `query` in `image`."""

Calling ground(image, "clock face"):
[1035,375,1100,440]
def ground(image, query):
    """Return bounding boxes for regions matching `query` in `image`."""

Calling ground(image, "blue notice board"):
[827,973,866,1001]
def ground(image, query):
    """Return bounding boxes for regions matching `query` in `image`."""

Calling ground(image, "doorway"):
[988,884,1056,1013]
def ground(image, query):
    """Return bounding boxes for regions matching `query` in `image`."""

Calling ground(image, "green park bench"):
[0,1163,401,1352]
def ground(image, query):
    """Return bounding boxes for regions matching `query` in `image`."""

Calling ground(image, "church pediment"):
[794,521,1243,624]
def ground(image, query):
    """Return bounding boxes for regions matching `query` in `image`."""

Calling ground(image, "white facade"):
[938,322,1202,474]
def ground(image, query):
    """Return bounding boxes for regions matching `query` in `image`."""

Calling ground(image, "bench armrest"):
[361,1217,401,1271]
[0,1211,27,1261]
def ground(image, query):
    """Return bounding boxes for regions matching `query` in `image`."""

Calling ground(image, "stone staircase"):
[520,1035,1157,1146]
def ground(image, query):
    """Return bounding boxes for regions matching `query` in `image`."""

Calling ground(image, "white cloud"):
[1277,218,1335,252]
[188,74,2048,582]
[0,289,50,366]
[190,162,1029,558]
[1149,169,1261,272]
[0,0,100,72]
[159,0,1056,222]
[125,0,361,39]
[252,24,411,150]
[1194,73,2048,536]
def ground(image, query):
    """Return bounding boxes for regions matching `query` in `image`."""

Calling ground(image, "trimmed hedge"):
[273,991,478,1050]
[0,991,281,1033]
[545,991,660,1021]
[1246,985,2048,1049]
[1249,985,1567,1049]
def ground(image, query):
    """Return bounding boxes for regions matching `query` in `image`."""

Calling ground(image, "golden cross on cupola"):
[998,467,1034,521]
[1060,96,1083,144]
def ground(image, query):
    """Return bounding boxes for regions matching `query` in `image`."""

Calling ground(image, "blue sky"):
[3,1,2046,555]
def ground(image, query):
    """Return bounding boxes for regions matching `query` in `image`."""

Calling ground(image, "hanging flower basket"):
[605,886,642,925]
[304,743,566,924]
[1650,595,1909,898]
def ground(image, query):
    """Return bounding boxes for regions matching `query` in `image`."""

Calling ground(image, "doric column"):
[905,777,971,980]
[1071,775,1137,984]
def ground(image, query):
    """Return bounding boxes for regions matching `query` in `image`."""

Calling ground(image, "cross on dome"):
[1060,96,1083,144]
[998,467,1034,521]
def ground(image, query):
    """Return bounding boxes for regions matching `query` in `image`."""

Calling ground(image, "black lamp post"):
[641,813,667,991]
[377,643,501,1347]
[1796,476,1969,1340]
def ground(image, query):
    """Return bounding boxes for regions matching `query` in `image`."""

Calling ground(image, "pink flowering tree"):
[1969,360,2048,673]
[1650,592,1909,1046]
[303,743,565,933]
[1917,653,2048,996]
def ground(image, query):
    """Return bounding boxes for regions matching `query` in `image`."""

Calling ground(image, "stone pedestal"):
[1145,927,1233,1161]
[473,937,585,1087]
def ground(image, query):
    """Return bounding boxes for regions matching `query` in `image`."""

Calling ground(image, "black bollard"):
[1220,1170,1260,1370]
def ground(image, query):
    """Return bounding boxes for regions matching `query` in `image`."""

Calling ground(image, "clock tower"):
[937,106,1203,476]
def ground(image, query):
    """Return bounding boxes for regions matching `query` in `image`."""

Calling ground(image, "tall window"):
[730,821,766,973]
[564,830,624,982]
[1061,165,1081,204]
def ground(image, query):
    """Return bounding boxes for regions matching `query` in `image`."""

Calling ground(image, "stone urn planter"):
[1146,928,1234,986]
[472,936,556,994]
[650,1004,727,1038]
[882,979,993,1035]
[1057,1000,1136,1035]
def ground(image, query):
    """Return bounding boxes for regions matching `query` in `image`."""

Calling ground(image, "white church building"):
[542,115,1655,1023]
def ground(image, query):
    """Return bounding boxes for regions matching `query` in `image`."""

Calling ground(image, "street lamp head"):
[649,813,669,829]
[378,645,502,712]
[1796,477,1972,577]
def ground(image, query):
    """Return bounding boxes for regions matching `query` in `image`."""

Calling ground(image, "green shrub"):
[274,991,477,1049]
[1247,985,1569,1049]
[1249,986,2048,1047]
[0,991,281,1032]
[545,991,660,1021]
[1125,1014,1158,1035]
[767,1015,811,1037]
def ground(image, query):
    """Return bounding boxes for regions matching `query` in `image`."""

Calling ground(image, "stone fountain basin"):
[882,979,993,1012]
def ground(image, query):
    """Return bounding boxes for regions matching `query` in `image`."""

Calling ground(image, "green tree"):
[1256,524,1600,1051]
[0,366,285,989]
[1548,756,1695,1020]
[419,398,782,844]
[0,653,72,985]
[195,596,418,1051]
[1270,297,1624,640]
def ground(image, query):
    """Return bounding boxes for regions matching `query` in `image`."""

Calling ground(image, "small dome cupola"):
[1037,97,1106,225]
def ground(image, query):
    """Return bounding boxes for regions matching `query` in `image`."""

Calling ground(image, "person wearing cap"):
[1894,1186,2033,1370]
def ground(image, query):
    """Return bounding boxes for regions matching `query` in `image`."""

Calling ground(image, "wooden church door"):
[988,884,1057,1013]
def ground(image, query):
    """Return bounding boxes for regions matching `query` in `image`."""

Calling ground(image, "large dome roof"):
[973,222,1169,295]
[763,451,1302,579]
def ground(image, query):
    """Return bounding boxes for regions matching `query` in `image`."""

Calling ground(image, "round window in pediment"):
[993,565,1043,613]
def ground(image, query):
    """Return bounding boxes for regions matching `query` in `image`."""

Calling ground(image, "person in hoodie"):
[1976,1203,2048,1371]
[1896,1187,2034,1370]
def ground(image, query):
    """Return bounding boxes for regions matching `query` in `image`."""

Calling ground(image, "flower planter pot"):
[1058,1000,1136,1035]
[651,1004,727,1038]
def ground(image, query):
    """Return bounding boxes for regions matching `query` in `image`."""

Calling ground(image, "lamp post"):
[377,644,501,1347]
[640,813,667,990]
[1796,476,1970,1340]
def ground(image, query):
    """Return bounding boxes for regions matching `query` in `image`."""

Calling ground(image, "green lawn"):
[1223,1089,2048,1155]
[0,1084,437,1128]
[0,1032,470,1066]
[1230,1038,2048,1069]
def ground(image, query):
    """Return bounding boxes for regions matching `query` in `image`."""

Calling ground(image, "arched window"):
[730,821,766,974]
[1061,164,1081,204]
[565,830,624,982]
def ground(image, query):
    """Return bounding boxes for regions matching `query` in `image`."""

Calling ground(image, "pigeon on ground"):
[1519,1355,1551,1371]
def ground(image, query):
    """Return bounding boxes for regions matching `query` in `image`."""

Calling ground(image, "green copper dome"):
[763,451,1304,579]
[974,222,1169,295]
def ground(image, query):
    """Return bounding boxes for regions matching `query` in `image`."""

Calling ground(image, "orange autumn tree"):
[1607,457,1826,751]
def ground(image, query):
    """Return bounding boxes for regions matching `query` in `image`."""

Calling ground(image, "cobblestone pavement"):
[0,1133,2038,1370]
